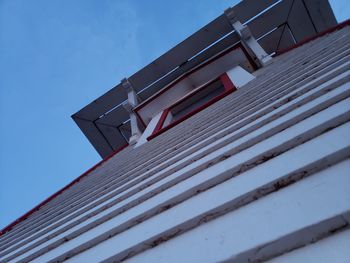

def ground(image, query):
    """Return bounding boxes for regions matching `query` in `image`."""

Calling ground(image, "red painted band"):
[220,73,237,92]
[151,109,169,135]
[135,109,147,129]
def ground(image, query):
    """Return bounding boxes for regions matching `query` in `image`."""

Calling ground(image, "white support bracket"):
[224,7,272,67]
[121,78,143,145]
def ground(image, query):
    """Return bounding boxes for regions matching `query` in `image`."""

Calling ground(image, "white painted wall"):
[124,161,350,263]
[1,25,349,263]
[227,66,255,88]
[135,111,163,147]
[266,230,350,263]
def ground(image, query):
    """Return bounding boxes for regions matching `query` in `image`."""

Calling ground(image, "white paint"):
[29,118,350,262]
[75,160,350,262]
[121,79,143,145]
[6,65,349,262]
[132,58,350,189]
[227,66,255,88]
[266,229,350,263]
[17,44,346,251]
[137,79,192,124]
[2,27,348,263]
[225,8,272,66]
[10,80,350,262]
[2,14,349,248]
[135,111,162,148]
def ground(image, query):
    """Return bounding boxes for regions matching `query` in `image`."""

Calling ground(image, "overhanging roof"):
[72,0,337,158]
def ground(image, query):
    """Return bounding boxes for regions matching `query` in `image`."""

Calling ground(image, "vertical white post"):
[224,7,272,67]
[121,78,143,145]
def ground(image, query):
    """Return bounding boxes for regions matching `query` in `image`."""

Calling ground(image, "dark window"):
[171,79,225,122]
[148,73,236,140]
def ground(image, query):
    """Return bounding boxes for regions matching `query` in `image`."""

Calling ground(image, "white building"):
[1,0,349,262]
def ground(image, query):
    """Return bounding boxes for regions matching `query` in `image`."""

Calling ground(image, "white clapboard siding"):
[266,229,350,263]
[4,51,349,261]
[2,27,347,248]
[2,28,348,253]
[1,24,349,263]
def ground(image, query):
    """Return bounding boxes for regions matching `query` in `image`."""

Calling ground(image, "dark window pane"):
[170,79,225,122]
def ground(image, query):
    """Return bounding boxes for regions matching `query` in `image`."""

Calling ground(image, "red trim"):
[147,73,235,141]
[172,78,220,109]
[152,109,169,135]
[274,19,350,57]
[134,110,147,129]
[150,78,223,136]
[146,20,350,140]
[220,73,237,92]
[135,43,256,125]
[0,144,129,236]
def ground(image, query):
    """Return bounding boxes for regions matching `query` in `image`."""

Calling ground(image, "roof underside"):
[72,0,337,158]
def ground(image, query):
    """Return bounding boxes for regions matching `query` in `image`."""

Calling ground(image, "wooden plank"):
[2,33,348,258]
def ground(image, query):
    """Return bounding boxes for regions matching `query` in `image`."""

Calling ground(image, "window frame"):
[147,73,236,141]
[134,42,257,128]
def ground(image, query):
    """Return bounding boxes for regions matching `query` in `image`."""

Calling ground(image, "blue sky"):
[0,0,349,229]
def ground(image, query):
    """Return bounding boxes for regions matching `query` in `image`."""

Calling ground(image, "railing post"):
[121,78,143,145]
[225,7,272,67]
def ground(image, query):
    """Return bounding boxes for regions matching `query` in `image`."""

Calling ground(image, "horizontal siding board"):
[9,76,350,262]
[1,24,349,263]
[1,27,348,255]
[1,30,348,256]
[122,160,350,263]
